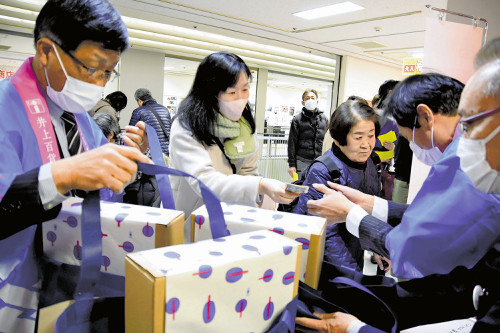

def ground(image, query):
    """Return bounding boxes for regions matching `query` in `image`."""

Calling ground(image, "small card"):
[286,183,309,194]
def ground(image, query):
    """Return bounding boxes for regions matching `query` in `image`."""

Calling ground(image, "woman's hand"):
[259,178,299,204]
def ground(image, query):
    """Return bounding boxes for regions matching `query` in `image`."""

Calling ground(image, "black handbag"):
[122,171,161,207]
[297,261,398,333]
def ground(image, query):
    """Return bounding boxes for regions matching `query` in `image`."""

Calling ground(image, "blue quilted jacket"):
[293,144,381,272]
[129,98,172,155]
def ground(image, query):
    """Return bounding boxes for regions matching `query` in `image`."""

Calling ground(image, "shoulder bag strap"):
[316,154,341,183]
[147,105,169,140]
[213,137,237,174]
[300,154,340,183]
[93,105,106,114]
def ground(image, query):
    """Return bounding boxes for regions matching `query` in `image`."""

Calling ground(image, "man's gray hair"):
[134,88,153,101]
[481,59,500,102]
[474,37,500,69]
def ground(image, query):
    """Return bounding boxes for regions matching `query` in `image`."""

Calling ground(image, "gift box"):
[42,197,184,276]
[125,230,301,333]
[191,203,326,288]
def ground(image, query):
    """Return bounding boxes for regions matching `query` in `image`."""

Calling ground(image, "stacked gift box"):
[191,202,327,288]
[42,197,185,276]
[125,230,301,333]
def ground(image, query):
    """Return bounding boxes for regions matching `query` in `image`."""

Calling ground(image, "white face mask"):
[218,98,247,121]
[304,99,318,111]
[409,122,443,165]
[457,125,500,193]
[45,44,104,114]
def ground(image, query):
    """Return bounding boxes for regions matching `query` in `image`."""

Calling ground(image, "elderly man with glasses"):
[307,72,472,279]
[0,0,151,331]
[298,59,500,333]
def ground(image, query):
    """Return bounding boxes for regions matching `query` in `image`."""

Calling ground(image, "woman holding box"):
[169,51,297,241]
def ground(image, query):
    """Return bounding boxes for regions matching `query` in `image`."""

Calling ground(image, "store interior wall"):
[163,73,195,118]
[163,73,193,99]
[338,56,404,107]
[266,86,330,118]
[446,0,500,41]
[119,49,402,131]
[118,47,165,130]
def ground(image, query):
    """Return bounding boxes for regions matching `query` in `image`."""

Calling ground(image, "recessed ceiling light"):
[293,2,364,20]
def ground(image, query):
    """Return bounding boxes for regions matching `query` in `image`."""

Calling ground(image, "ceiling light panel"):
[293,2,364,20]
[350,41,387,49]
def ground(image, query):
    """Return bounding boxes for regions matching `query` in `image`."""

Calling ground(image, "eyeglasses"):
[54,43,120,82]
[459,107,500,133]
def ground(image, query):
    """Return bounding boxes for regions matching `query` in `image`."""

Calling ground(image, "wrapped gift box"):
[191,203,326,288]
[42,197,184,276]
[125,230,301,333]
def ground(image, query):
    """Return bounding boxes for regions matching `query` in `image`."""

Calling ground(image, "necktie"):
[61,111,82,156]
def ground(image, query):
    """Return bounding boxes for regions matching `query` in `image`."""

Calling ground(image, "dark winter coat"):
[287,108,329,167]
[293,143,381,272]
[129,98,172,155]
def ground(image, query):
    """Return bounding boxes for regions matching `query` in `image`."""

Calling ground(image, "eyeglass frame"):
[53,42,120,82]
[459,107,500,133]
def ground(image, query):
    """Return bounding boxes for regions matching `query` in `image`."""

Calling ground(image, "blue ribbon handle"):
[137,162,229,239]
[266,297,298,333]
[56,190,101,333]
[56,155,229,331]
[333,276,397,333]
[144,123,176,209]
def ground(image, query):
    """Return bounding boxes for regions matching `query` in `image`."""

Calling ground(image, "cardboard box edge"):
[125,256,166,333]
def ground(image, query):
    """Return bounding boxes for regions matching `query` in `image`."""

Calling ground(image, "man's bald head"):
[460,59,500,119]
[474,37,500,69]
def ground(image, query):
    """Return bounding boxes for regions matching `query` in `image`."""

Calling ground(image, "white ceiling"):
[1,0,492,72]
[112,0,449,66]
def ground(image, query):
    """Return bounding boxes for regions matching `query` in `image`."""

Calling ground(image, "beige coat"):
[169,119,262,242]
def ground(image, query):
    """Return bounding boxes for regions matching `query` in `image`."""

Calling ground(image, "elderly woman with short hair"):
[294,99,383,273]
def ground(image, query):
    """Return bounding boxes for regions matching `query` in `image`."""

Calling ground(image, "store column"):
[117,48,165,129]
[254,69,268,134]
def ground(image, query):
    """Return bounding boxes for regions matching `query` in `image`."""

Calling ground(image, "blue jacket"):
[129,98,172,155]
[293,144,381,271]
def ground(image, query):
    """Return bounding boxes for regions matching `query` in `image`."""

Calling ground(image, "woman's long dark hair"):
[177,51,255,146]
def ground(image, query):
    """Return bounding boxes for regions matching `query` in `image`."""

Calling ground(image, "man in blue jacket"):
[131,88,172,157]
